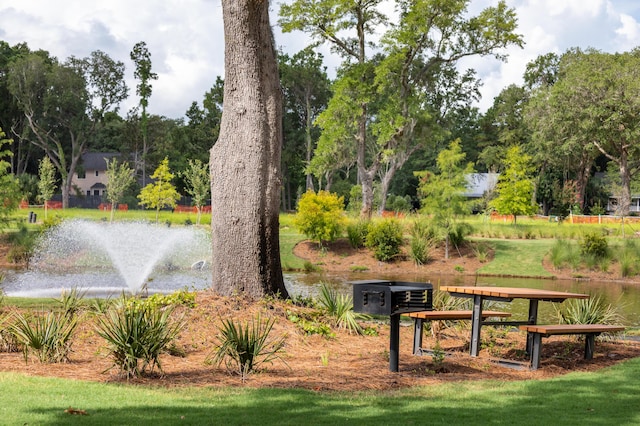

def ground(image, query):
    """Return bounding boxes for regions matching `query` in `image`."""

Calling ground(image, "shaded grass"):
[476,238,555,278]
[1,357,639,425]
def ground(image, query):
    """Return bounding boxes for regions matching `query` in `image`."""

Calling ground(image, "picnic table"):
[439,286,590,357]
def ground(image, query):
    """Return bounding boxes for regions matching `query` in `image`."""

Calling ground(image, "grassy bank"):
[1,357,639,425]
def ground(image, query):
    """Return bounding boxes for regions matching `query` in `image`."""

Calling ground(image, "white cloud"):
[0,0,639,117]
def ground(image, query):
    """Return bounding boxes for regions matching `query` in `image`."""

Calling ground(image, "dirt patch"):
[1,291,639,391]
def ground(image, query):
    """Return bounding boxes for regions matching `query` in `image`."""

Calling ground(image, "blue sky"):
[1,1,638,119]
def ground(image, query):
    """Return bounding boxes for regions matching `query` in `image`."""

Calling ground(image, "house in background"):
[463,173,499,199]
[71,152,120,198]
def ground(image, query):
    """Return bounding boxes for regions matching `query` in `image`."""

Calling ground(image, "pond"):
[286,271,640,327]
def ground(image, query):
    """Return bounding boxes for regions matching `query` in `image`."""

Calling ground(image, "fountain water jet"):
[2,220,211,297]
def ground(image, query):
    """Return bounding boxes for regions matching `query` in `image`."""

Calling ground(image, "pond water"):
[3,267,639,327]
[286,271,640,327]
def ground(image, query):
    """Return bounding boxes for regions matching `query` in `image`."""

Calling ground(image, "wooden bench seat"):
[408,310,511,355]
[519,324,625,370]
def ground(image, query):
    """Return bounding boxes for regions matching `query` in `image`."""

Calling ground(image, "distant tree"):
[8,51,128,208]
[490,146,538,224]
[37,156,57,220]
[138,158,180,223]
[416,139,474,259]
[181,159,210,226]
[130,41,158,188]
[0,128,20,228]
[105,158,135,223]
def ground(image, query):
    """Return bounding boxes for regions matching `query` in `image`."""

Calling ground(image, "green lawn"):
[477,238,556,278]
[1,357,639,425]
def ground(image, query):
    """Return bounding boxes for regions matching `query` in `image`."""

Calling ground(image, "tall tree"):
[210,0,288,298]
[280,0,523,218]
[526,49,640,214]
[130,41,158,187]
[8,51,127,208]
[279,47,331,193]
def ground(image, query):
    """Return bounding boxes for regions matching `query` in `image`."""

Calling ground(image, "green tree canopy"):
[416,139,474,259]
[105,157,135,222]
[489,146,537,224]
[0,128,20,228]
[138,157,180,222]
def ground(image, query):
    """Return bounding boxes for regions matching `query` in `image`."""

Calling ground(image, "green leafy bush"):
[294,190,347,247]
[365,219,404,261]
[208,314,287,382]
[10,311,78,363]
[580,233,609,259]
[95,298,185,378]
[346,219,370,248]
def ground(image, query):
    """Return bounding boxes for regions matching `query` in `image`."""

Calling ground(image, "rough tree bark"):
[210,0,289,299]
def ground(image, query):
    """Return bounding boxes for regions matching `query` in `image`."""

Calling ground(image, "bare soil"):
[0,238,639,391]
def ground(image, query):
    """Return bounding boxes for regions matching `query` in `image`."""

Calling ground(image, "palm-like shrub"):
[10,311,77,363]
[208,314,286,382]
[317,283,369,334]
[95,299,184,378]
[554,295,622,326]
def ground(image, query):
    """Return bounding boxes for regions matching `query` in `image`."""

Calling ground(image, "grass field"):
[1,357,639,425]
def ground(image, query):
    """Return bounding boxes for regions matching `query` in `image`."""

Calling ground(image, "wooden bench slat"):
[519,324,625,335]
[407,310,511,321]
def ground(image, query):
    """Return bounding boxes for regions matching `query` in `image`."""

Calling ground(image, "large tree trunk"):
[210,0,288,299]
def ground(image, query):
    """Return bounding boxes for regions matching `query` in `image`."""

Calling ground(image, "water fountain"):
[1,220,212,298]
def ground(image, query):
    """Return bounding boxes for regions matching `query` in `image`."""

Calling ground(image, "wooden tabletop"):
[439,286,589,301]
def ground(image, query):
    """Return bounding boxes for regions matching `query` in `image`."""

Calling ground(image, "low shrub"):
[317,283,368,335]
[409,236,431,265]
[365,219,404,262]
[580,233,609,259]
[208,314,287,382]
[346,219,370,249]
[554,294,622,326]
[10,310,78,363]
[294,190,347,247]
[95,298,185,378]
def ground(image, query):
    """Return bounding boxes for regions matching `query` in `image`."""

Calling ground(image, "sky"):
[1,1,639,120]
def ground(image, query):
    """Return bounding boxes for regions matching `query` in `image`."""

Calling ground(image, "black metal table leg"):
[526,299,539,355]
[390,314,400,372]
[470,295,483,356]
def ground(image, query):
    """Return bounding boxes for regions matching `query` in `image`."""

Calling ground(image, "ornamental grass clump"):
[208,314,287,382]
[95,297,185,379]
[554,294,622,327]
[317,283,369,335]
[10,311,78,363]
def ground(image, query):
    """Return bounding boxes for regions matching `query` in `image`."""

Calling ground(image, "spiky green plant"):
[408,236,431,265]
[56,287,86,319]
[95,298,184,378]
[554,295,622,326]
[10,311,77,363]
[208,314,287,382]
[317,283,368,334]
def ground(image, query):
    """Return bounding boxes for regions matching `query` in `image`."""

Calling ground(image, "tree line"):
[1,0,639,224]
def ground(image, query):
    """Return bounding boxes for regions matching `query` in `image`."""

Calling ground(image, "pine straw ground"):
[1,238,640,391]
[1,290,640,391]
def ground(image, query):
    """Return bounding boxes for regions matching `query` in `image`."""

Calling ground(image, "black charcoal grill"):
[352,280,433,372]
